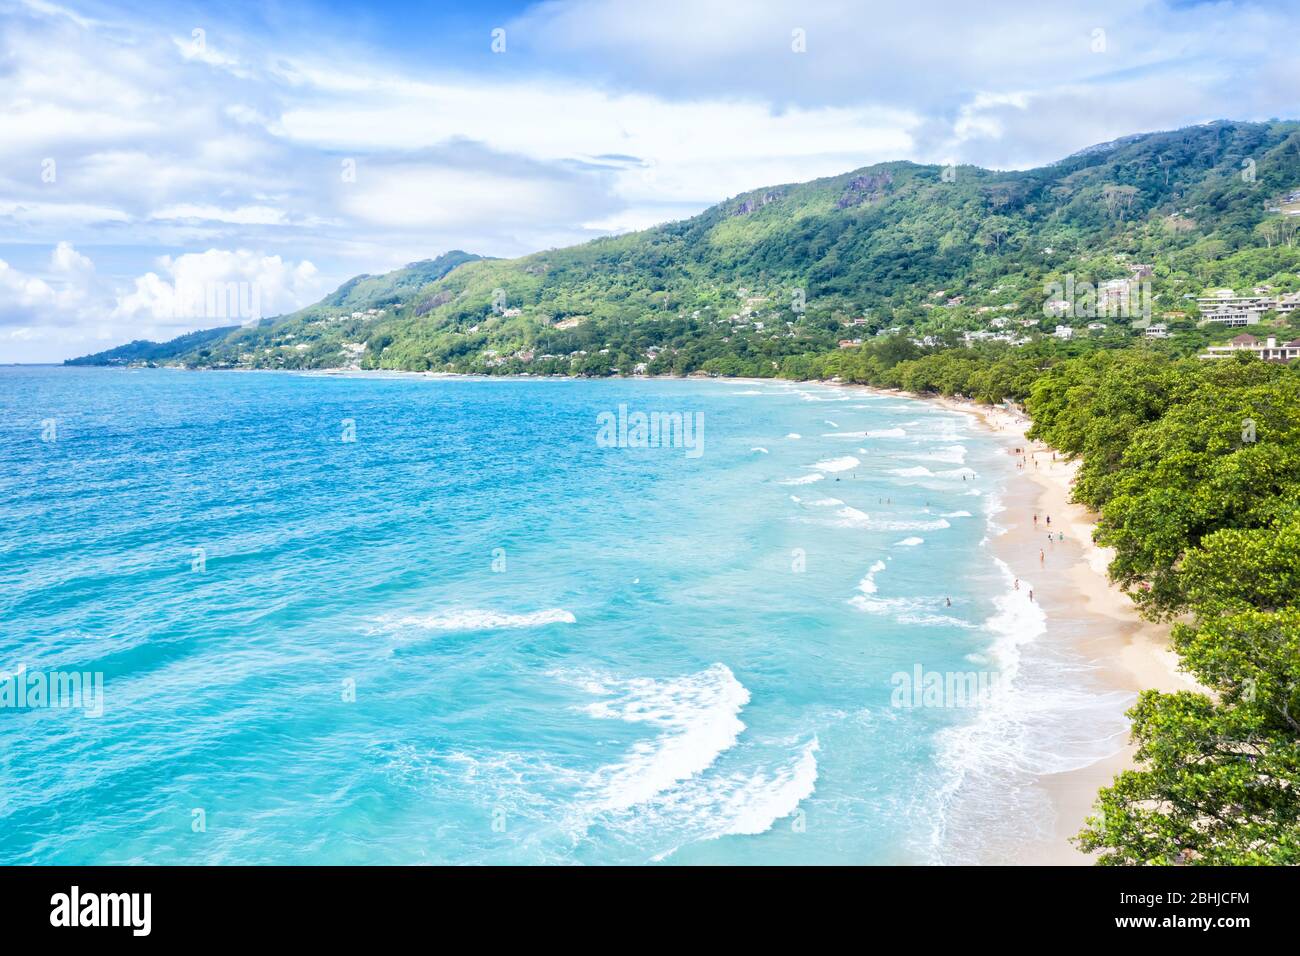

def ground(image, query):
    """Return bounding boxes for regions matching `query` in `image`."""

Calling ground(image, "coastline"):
[863,385,1198,864]
[43,366,1198,863]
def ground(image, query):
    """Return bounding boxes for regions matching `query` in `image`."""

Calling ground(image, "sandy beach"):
[924,392,1200,863]
[821,383,1198,863]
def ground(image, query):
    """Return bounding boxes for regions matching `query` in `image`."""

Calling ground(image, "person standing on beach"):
[1039,549,1044,565]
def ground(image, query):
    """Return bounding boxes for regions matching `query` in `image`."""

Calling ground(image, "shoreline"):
[848,384,1198,864]
[47,365,1196,862]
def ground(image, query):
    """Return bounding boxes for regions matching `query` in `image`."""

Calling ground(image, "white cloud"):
[150,204,290,226]
[0,244,323,363]
[1,0,1298,362]
[113,249,323,325]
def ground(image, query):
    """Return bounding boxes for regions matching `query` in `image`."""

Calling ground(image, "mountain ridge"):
[68,120,1300,374]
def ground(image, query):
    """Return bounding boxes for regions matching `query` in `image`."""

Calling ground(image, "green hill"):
[64,324,240,366]
[70,121,1300,374]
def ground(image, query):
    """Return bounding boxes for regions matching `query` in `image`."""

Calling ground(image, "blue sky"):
[2,0,1299,361]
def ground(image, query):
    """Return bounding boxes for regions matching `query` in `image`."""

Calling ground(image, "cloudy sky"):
[3,0,1298,362]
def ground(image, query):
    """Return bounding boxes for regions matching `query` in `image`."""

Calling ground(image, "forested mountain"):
[70,121,1300,374]
[64,325,239,366]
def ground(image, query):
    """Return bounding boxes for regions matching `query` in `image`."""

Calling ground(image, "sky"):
[2,0,1299,362]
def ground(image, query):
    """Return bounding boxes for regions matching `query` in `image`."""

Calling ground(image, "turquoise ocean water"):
[0,367,1126,864]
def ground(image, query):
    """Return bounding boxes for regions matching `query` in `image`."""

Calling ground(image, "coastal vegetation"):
[1029,351,1300,864]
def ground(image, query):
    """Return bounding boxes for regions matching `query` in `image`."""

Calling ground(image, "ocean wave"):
[557,665,819,855]
[824,427,906,439]
[646,737,821,860]
[778,473,824,486]
[869,517,951,532]
[810,455,860,473]
[941,510,973,518]
[899,445,967,465]
[894,537,924,547]
[750,447,769,454]
[891,465,976,480]
[833,506,872,528]
[786,433,801,439]
[368,608,575,633]
[577,663,750,813]
[856,559,888,595]
[849,593,972,628]
[794,390,850,402]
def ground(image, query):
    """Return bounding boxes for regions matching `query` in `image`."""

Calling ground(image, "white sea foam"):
[856,559,888,594]
[807,497,844,507]
[369,608,575,633]
[646,736,821,860]
[870,517,951,532]
[750,447,769,454]
[899,445,967,465]
[941,510,973,518]
[983,492,1007,537]
[891,465,976,481]
[927,559,1133,863]
[833,506,872,528]
[794,390,850,403]
[810,455,860,473]
[786,433,801,439]
[895,537,924,547]
[849,593,972,628]
[707,737,819,837]
[823,427,906,439]
[578,663,751,813]
[778,473,824,486]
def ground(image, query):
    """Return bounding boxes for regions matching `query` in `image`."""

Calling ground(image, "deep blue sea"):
[0,367,1118,864]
